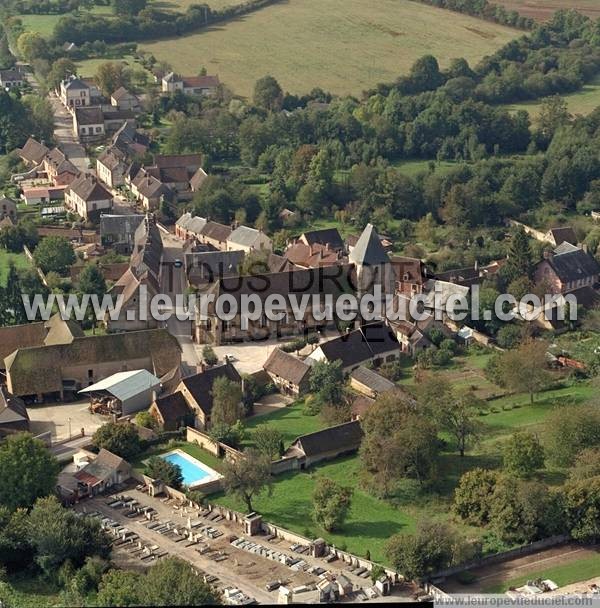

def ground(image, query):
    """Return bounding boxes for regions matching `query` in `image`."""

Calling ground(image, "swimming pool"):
[159,449,221,488]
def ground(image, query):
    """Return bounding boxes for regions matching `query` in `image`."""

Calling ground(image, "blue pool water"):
[161,451,212,485]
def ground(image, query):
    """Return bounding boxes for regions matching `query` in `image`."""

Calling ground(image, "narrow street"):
[160,230,200,377]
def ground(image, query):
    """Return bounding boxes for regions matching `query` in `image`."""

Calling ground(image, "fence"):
[430,534,570,580]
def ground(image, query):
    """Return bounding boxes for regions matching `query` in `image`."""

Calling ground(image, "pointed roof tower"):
[348,223,389,266]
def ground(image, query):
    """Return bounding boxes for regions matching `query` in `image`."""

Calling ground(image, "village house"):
[73,449,132,497]
[307,323,401,372]
[99,213,144,254]
[185,249,244,289]
[194,264,355,345]
[176,362,242,430]
[64,173,113,220]
[113,122,150,157]
[4,328,181,402]
[21,186,67,206]
[175,212,207,241]
[283,421,363,469]
[107,215,163,332]
[149,391,193,431]
[390,255,426,296]
[73,106,105,140]
[349,365,395,399]
[129,168,174,211]
[226,225,272,253]
[534,242,600,294]
[161,72,220,97]
[283,241,342,269]
[43,148,79,186]
[295,228,345,253]
[389,317,432,356]
[96,147,128,188]
[0,67,24,88]
[0,196,17,222]
[263,348,312,396]
[60,76,91,109]
[16,137,50,167]
[0,386,29,438]
[110,86,140,111]
[198,220,232,251]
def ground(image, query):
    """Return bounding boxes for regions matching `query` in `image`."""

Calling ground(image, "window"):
[96,127,102,133]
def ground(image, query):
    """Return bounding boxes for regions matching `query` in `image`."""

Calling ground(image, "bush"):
[202,345,218,366]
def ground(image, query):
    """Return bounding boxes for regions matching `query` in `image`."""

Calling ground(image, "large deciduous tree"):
[92,423,142,460]
[222,448,272,513]
[0,433,60,511]
[33,236,76,276]
[312,477,353,532]
[211,376,243,427]
[502,431,545,478]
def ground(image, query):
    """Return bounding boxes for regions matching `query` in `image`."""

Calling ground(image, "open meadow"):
[0,250,31,286]
[140,0,520,97]
[507,75,600,119]
[495,0,600,21]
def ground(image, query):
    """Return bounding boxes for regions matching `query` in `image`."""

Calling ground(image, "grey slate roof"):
[548,248,600,283]
[100,214,144,240]
[228,225,264,248]
[295,420,363,458]
[350,365,395,394]
[349,223,390,266]
[263,348,311,386]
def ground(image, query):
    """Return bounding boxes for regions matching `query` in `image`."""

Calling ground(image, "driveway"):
[28,399,106,442]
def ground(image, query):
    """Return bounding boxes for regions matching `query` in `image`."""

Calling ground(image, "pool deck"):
[159,449,223,490]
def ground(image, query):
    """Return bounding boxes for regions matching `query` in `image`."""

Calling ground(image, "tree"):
[495,340,550,404]
[502,227,533,284]
[536,95,570,149]
[431,388,483,457]
[312,477,353,532]
[211,377,243,427]
[502,431,545,478]
[95,61,131,98]
[47,57,76,90]
[253,75,283,111]
[453,468,500,526]
[222,448,272,513]
[360,392,439,494]
[253,425,284,460]
[112,0,147,17]
[563,477,600,542]
[134,410,157,430]
[568,447,600,482]
[27,496,110,576]
[0,433,60,511]
[141,557,219,605]
[78,263,107,332]
[33,236,75,276]
[22,95,54,143]
[385,520,468,582]
[308,359,344,407]
[92,423,142,460]
[96,569,143,607]
[17,32,48,63]
[202,345,218,366]
[489,478,564,544]
[545,404,600,466]
[144,456,183,489]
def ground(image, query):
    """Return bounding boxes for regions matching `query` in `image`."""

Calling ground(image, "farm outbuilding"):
[79,369,161,416]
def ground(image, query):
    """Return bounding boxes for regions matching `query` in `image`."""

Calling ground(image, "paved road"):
[160,230,200,377]
[48,92,91,173]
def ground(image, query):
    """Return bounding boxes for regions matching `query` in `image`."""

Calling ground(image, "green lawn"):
[506,75,600,119]
[243,400,326,449]
[0,250,31,286]
[483,552,600,593]
[394,159,460,178]
[214,455,416,564]
[17,14,63,38]
[140,0,519,97]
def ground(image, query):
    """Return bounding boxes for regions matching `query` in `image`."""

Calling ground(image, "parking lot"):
[76,486,405,604]
[28,399,107,441]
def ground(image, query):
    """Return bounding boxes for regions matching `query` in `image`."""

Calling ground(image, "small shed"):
[79,369,161,416]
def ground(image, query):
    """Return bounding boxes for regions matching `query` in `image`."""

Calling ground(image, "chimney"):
[309,244,313,256]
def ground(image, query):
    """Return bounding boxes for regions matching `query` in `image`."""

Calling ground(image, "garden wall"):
[186,427,244,461]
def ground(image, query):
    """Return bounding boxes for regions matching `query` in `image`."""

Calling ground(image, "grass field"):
[507,75,600,119]
[156,0,240,9]
[495,0,600,21]
[17,14,63,38]
[215,454,417,564]
[243,400,326,450]
[140,0,520,97]
[75,55,140,78]
[483,552,600,593]
[0,250,31,286]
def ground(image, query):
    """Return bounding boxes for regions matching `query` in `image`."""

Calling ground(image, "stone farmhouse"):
[64,173,113,221]
[161,72,220,97]
[263,348,312,396]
